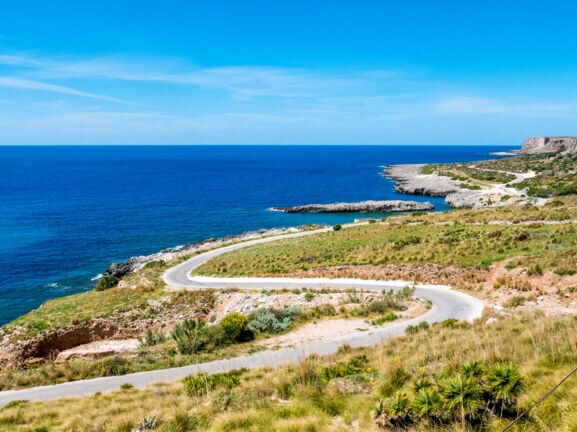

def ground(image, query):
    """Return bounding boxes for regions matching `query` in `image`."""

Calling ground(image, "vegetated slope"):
[424,152,577,197]
[1,312,576,431]
[195,200,577,278]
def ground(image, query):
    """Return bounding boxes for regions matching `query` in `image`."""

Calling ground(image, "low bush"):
[220,312,252,343]
[373,361,525,430]
[405,321,429,335]
[554,268,577,276]
[319,354,369,383]
[142,328,167,346]
[142,260,166,270]
[503,296,526,308]
[94,276,119,291]
[171,318,208,354]
[247,306,301,334]
[183,370,244,397]
[371,311,397,325]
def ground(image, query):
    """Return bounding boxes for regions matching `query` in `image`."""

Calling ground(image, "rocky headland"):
[384,164,461,197]
[522,136,577,154]
[384,164,528,209]
[273,200,434,213]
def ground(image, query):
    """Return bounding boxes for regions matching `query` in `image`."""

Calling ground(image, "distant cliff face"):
[522,137,577,154]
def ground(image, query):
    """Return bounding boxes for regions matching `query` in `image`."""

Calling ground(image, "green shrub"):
[1,400,28,410]
[554,268,577,276]
[142,260,166,270]
[94,276,119,291]
[182,370,243,397]
[333,224,342,231]
[220,312,251,343]
[393,235,421,250]
[120,382,134,391]
[142,328,167,346]
[373,360,525,430]
[247,306,301,334]
[371,311,397,325]
[304,292,315,302]
[503,296,526,308]
[171,318,208,354]
[319,354,369,383]
[405,321,429,335]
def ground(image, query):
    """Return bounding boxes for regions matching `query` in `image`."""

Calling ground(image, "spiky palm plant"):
[171,317,207,354]
[373,392,412,431]
[412,388,443,420]
[486,362,524,414]
[441,374,484,428]
[461,360,486,380]
[412,376,433,393]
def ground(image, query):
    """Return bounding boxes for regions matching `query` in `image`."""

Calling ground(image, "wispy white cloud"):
[435,95,577,117]
[1,51,577,144]
[0,53,400,99]
[0,76,123,102]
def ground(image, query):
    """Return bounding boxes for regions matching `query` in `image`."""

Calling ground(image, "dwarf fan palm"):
[412,388,443,420]
[441,374,484,428]
[486,362,524,413]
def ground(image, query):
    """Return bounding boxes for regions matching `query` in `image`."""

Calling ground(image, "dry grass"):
[195,206,577,277]
[2,312,577,431]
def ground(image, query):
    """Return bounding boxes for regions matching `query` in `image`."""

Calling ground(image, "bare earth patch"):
[481,260,577,314]
[289,263,577,314]
[211,290,384,321]
[258,300,425,350]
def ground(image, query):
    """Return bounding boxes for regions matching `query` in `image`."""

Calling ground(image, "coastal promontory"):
[273,200,434,213]
[522,136,577,154]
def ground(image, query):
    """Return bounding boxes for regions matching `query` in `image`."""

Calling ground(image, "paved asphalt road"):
[0,224,484,407]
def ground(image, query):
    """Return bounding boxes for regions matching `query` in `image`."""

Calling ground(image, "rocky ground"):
[288,262,577,315]
[385,163,542,208]
[259,300,424,350]
[0,288,394,366]
[273,200,434,213]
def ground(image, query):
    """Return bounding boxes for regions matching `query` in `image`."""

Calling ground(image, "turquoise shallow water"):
[0,145,515,325]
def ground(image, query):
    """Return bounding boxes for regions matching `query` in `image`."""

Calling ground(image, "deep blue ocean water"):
[0,145,516,325]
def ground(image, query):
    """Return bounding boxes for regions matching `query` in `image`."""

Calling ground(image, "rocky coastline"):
[384,164,461,197]
[385,164,499,209]
[273,200,434,213]
[103,225,325,279]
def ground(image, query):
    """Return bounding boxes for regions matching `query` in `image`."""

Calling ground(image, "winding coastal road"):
[0,224,484,407]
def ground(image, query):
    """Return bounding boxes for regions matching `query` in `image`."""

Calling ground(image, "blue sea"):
[0,145,515,325]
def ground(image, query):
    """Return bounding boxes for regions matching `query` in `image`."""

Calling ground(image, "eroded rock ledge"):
[385,164,488,209]
[384,164,461,197]
[273,200,434,213]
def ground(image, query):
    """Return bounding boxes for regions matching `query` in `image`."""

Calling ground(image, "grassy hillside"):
[195,202,577,278]
[1,312,576,431]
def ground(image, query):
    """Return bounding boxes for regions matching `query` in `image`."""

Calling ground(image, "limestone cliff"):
[522,137,577,154]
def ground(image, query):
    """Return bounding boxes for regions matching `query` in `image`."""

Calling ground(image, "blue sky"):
[1,1,576,145]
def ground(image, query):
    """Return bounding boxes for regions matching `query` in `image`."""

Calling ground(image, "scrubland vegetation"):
[195,200,577,277]
[423,152,577,197]
[3,170,577,430]
[0,288,414,391]
[2,312,576,431]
